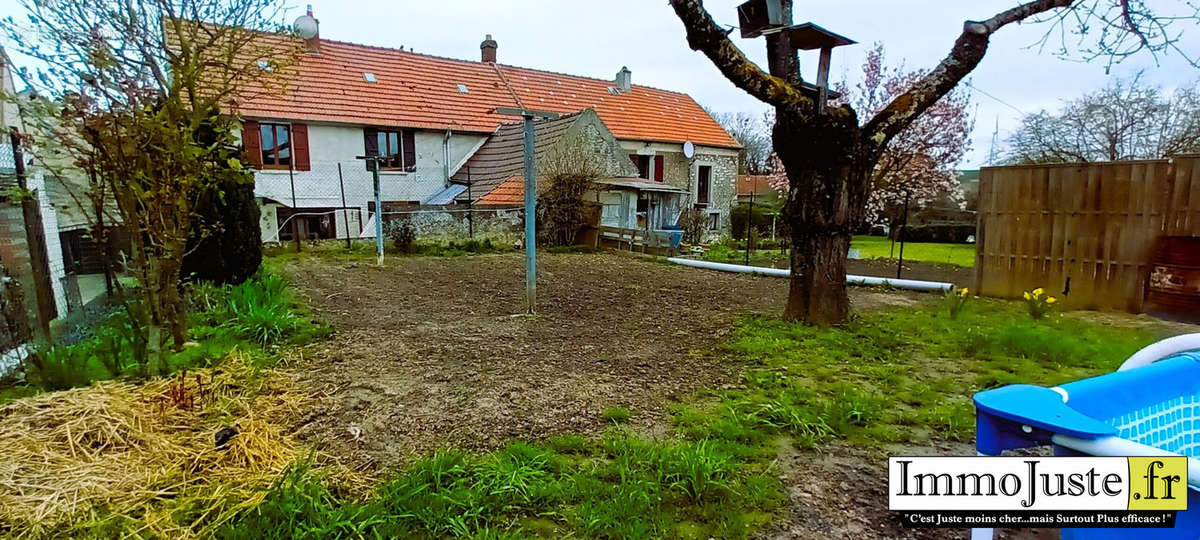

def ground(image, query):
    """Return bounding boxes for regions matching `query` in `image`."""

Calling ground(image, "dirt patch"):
[847,258,971,286]
[283,252,924,473]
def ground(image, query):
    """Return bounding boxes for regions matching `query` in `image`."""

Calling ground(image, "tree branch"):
[863,0,1074,149]
[667,0,811,110]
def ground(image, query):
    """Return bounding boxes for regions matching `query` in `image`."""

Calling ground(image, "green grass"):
[700,236,975,268]
[601,407,633,424]
[221,434,782,539]
[850,235,975,267]
[673,298,1163,449]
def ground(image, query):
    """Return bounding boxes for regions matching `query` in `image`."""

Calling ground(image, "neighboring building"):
[735,175,783,207]
[0,48,69,319]
[231,13,740,243]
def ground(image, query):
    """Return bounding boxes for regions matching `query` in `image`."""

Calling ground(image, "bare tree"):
[1007,74,1200,163]
[668,0,1197,324]
[4,0,302,368]
[538,137,606,247]
[709,110,773,174]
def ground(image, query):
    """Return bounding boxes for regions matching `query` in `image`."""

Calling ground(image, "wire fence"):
[260,160,525,250]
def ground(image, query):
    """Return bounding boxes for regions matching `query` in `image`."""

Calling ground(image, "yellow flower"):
[1033,288,1044,297]
[1023,292,1031,300]
[960,287,969,296]
[1046,297,1057,304]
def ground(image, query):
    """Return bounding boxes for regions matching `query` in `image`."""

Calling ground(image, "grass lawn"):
[851,235,975,267]
[701,236,976,269]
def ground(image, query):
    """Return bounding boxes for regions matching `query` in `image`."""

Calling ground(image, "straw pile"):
[0,352,306,538]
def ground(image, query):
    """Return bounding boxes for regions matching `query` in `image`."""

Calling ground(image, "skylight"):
[256,59,272,72]
[457,84,469,94]
[363,72,378,83]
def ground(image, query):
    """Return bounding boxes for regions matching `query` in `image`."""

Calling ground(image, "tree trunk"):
[786,230,851,324]
[775,110,872,325]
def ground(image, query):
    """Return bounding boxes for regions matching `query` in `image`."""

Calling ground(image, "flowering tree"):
[668,0,1197,324]
[3,0,302,369]
[843,44,972,232]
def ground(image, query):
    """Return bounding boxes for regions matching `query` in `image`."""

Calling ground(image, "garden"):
[2,249,1187,538]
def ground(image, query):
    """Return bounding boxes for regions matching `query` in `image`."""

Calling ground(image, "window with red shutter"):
[654,155,665,182]
[258,122,292,169]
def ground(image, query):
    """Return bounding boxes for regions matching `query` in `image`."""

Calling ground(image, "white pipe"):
[1119,333,1200,371]
[666,257,953,293]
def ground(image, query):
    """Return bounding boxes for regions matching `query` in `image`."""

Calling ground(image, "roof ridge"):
[497,64,692,98]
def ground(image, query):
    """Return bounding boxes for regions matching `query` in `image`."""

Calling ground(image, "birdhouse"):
[737,0,785,39]
[782,23,856,114]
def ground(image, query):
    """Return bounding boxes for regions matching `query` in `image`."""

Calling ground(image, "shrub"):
[182,174,263,286]
[27,345,97,390]
[385,221,417,253]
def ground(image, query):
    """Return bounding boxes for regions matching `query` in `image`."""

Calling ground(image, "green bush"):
[225,272,299,346]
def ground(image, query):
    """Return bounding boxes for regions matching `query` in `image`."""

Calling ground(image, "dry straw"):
[0,352,306,538]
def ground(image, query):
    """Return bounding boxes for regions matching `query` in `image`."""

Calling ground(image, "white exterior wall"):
[252,122,487,242]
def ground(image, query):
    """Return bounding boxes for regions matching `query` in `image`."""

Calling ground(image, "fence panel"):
[975,156,1200,312]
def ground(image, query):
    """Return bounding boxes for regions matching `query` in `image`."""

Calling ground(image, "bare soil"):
[280,252,1035,538]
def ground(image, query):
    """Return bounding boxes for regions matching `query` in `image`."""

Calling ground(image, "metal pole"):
[467,166,474,239]
[338,163,351,249]
[896,190,910,279]
[287,157,300,252]
[372,159,383,265]
[745,176,755,266]
[523,115,536,314]
[10,129,52,341]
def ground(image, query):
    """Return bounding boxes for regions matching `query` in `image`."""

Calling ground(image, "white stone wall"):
[250,122,487,242]
[617,140,738,237]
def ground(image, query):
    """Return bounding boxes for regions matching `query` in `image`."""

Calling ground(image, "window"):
[631,154,651,180]
[707,212,720,231]
[365,128,416,172]
[696,165,712,206]
[259,123,291,169]
[629,154,665,181]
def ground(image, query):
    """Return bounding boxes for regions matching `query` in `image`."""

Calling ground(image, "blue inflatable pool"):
[973,334,1200,539]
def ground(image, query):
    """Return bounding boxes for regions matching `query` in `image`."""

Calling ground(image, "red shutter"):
[243,120,263,169]
[629,154,639,167]
[291,123,310,171]
[402,130,416,171]
[363,128,378,171]
[654,155,665,182]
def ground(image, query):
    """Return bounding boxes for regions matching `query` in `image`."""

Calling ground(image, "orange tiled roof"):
[233,38,739,149]
[737,175,779,197]
[475,176,525,206]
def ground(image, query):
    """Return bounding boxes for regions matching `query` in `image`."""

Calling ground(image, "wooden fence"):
[974,155,1200,312]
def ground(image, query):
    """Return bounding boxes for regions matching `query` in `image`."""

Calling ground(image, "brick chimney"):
[480,34,498,63]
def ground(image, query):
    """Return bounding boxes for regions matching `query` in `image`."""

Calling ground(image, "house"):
[231,11,740,243]
[0,48,70,320]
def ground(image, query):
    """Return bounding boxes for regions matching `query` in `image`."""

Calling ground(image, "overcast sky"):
[2,0,1197,167]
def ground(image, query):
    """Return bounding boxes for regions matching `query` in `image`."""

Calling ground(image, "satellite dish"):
[682,141,696,159]
[294,15,319,40]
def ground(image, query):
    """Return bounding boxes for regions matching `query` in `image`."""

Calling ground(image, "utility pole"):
[10,129,53,342]
[495,107,560,314]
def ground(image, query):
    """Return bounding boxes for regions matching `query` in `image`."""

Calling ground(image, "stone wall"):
[384,206,524,246]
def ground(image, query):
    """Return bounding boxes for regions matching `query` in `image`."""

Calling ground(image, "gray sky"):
[2,0,1196,167]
